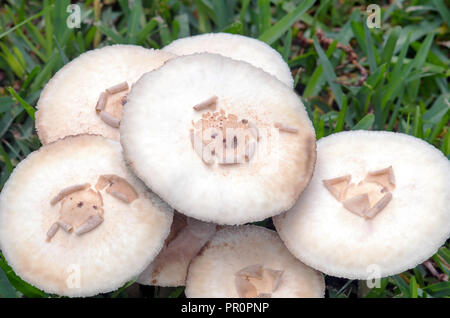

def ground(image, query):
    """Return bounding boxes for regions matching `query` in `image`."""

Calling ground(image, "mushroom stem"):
[193,96,218,111]
[106,82,129,94]
[274,122,298,133]
[75,215,104,235]
[100,111,120,128]
[50,183,91,205]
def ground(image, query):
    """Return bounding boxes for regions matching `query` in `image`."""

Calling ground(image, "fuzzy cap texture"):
[120,53,316,224]
[185,225,325,298]
[0,135,174,297]
[163,33,293,87]
[274,131,450,279]
[36,45,175,144]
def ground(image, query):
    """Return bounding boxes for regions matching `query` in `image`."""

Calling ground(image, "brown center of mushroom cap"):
[234,264,283,298]
[95,82,130,128]
[191,108,259,165]
[323,166,396,219]
[46,174,138,242]
[59,188,104,229]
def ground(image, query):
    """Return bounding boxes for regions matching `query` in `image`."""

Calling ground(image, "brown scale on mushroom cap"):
[234,264,284,298]
[47,174,139,242]
[191,106,259,165]
[47,186,104,241]
[96,82,129,128]
[95,174,138,203]
[322,166,396,219]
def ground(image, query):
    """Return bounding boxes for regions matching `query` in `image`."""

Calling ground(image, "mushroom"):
[137,212,217,287]
[0,135,173,297]
[120,53,316,225]
[184,225,325,298]
[162,33,293,87]
[273,131,450,279]
[35,45,175,144]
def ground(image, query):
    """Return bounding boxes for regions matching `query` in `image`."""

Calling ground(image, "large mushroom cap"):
[137,212,217,287]
[0,135,173,297]
[185,225,325,298]
[120,53,316,225]
[36,45,175,144]
[274,131,450,279]
[163,33,293,87]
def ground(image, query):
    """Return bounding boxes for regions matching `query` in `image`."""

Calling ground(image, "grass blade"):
[7,87,35,120]
[0,267,17,298]
[364,23,377,73]
[352,114,375,130]
[381,26,401,65]
[257,0,271,35]
[0,5,54,40]
[313,38,344,109]
[0,143,14,174]
[410,277,418,298]
[259,0,316,45]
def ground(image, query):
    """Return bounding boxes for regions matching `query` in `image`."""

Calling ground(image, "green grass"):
[0,0,449,298]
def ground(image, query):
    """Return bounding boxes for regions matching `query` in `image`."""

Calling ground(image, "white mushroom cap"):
[120,53,316,225]
[137,212,218,287]
[0,135,173,297]
[163,33,293,87]
[185,225,325,298]
[36,45,175,144]
[274,131,450,279]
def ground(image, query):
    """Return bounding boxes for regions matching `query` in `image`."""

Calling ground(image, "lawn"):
[0,0,449,298]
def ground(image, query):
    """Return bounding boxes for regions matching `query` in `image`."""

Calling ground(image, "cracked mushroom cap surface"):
[184,225,325,298]
[273,131,450,279]
[36,45,175,144]
[120,53,316,225]
[0,135,173,297]
[137,212,218,287]
[163,33,293,87]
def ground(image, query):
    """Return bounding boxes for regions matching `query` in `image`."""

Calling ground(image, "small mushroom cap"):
[0,135,173,297]
[274,131,450,279]
[137,213,217,287]
[163,33,293,87]
[184,225,325,298]
[35,45,175,144]
[120,53,316,224]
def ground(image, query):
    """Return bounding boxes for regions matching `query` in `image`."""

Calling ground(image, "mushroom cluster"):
[0,33,448,298]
